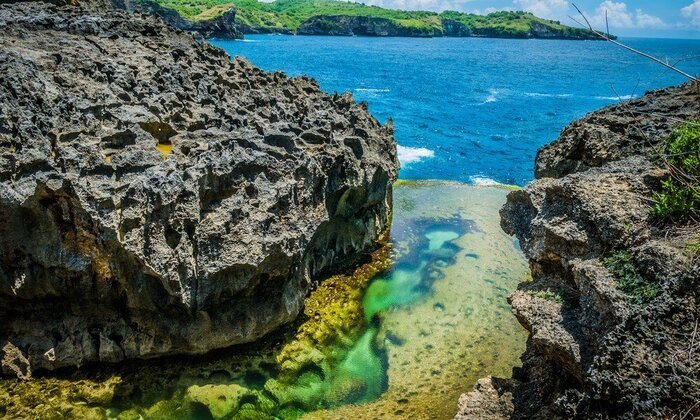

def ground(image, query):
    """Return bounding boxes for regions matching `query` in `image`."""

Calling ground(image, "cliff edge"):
[458,83,700,418]
[0,1,398,377]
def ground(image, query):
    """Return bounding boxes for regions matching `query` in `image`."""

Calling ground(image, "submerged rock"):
[459,82,700,418]
[0,1,398,375]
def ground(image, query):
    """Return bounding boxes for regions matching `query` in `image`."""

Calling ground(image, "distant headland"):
[124,0,611,40]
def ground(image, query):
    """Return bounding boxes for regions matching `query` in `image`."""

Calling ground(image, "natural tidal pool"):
[305,181,530,419]
[0,182,528,419]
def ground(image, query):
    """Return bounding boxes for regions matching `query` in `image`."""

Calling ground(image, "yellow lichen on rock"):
[0,375,121,419]
[156,143,173,159]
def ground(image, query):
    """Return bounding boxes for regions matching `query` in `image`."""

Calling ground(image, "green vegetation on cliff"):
[152,0,600,39]
[653,121,700,220]
[439,10,594,38]
[603,251,660,304]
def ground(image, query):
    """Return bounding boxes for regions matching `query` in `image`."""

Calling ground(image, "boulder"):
[0,1,398,375]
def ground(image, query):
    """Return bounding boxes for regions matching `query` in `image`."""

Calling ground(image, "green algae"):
[394,178,520,191]
[0,182,528,420]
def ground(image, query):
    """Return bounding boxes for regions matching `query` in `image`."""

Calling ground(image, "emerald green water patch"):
[0,183,527,420]
[363,263,428,321]
[323,327,387,407]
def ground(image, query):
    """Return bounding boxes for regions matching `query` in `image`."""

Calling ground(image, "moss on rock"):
[0,225,393,419]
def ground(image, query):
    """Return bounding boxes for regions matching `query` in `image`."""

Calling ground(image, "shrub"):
[687,240,700,254]
[527,289,563,303]
[653,121,700,219]
[603,251,660,304]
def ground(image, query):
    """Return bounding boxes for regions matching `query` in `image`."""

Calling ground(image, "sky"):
[356,0,700,38]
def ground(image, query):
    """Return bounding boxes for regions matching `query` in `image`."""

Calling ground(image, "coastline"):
[1,1,698,419]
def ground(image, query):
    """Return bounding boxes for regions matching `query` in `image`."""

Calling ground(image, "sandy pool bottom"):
[304,181,529,419]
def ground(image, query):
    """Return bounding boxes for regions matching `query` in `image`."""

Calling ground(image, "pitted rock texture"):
[0,1,398,375]
[458,83,699,418]
[535,83,700,179]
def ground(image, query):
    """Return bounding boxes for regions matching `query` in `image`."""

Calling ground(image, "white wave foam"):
[355,88,390,93]
[397,145,435,165]
[469,176,501,186]
[481,88,500,104]
[595,94,637,101]
[525,92,574,98]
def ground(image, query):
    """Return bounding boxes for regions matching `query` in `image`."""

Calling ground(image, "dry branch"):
[570,3,700,83]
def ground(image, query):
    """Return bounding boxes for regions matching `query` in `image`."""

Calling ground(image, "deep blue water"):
[212,36,700,186]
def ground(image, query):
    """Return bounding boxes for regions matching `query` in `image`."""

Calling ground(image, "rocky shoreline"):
[1,1,697,419]
[296,15,471,38]
[293,15,602,40]
[458,83,700,418]
[0,1,397,376]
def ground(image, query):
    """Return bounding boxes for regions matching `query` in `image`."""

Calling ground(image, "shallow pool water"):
[305,181,529,419]
[0,182,528,420]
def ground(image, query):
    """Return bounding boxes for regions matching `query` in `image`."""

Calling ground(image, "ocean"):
[212,35,700,186]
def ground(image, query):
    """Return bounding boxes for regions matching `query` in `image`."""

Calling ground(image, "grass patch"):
[603,251,660,304]
[527,289,563,304]
[653,121,700,220]
[687,240,700,254]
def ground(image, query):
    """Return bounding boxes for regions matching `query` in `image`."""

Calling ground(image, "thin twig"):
[570,4,700,83]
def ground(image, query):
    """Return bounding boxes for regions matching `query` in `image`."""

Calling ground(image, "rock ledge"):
[459,83,700,418]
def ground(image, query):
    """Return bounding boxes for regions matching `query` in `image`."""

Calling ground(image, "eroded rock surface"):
[459,83,700,418]
[0,1,398,375]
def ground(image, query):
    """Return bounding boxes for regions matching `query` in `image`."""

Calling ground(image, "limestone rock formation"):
[458,83,700,418]
[0,1,398,376]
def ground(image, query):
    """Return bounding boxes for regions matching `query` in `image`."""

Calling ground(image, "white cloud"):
[513,0,569,21]
[634,9,666,29]
[589,1,667,29]
[349,0,668,30]
[472,0,569,21]
[682,1,700,26]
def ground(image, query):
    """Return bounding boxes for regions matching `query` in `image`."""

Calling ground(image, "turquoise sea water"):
[212,36,700,186]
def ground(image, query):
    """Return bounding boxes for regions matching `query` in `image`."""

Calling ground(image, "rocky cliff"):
[294,15,598,39]
[469,22,600,40]
[0,1,398,377]
[297,15,471,37]
[458,83,700,418]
